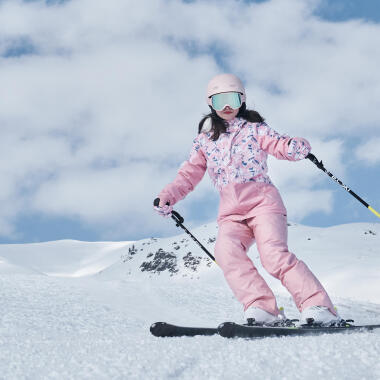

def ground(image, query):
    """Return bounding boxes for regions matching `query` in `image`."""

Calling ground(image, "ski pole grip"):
[306,153,324,170]
[153,198,170,207]
[154,198,184,224]
[306,152,317,162]
[171,210,184,225]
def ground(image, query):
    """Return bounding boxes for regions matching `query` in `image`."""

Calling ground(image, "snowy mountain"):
[0,221,379,379]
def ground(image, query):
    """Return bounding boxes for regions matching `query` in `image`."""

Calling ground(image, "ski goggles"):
[211,92,242,111]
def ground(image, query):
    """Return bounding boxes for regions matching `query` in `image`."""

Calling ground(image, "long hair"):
[198,103,265,141]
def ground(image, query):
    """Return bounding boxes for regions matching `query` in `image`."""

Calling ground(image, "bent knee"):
[260,249,299,278]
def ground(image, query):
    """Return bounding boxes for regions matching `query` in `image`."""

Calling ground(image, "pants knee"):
[260,248,298,279]
[214,221,253,258]
[214,238,243,270]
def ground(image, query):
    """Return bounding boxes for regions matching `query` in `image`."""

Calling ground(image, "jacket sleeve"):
[158,135,207,206]
[255,122,310,161]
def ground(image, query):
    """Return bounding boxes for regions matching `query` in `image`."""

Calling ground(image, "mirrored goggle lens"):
[211,92,242,111]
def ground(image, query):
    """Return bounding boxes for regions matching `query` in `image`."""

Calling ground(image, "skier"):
[154,73,341,326]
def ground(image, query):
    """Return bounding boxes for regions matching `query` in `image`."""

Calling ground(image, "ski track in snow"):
[1,223,380,379]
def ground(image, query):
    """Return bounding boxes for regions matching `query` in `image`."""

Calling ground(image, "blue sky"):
[315,0,380,22]
[0,0,379,243]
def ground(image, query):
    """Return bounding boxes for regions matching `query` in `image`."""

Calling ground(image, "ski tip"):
[150,322,167,337]
[217,322,237,338]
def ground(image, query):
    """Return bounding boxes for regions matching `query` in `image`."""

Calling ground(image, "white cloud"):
[0,0,379,239]
[354,138,380,165]
[282,189,333,221]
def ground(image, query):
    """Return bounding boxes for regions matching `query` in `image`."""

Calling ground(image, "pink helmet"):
[206,73,246,107]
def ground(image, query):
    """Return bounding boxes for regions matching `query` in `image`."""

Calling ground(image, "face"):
[215,105,240,121]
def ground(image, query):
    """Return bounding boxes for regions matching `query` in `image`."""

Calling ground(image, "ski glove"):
[287,137,311,160]
[153,197,173,218]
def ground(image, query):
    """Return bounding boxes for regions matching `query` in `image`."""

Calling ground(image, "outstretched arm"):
[255,122,311,161]
[157,136,207,207]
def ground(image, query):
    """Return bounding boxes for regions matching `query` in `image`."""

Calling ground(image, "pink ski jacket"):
[158,117,310,222]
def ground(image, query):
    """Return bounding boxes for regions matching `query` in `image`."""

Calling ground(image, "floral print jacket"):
[158,117,311,206]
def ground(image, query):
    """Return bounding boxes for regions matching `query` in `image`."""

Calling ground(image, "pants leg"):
[247,213,336,315]
[214,219,279,315]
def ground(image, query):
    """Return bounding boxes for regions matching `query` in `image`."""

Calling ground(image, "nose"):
[223,105,232,110]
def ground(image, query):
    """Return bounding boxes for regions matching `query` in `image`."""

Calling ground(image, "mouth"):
[223,110,233,114]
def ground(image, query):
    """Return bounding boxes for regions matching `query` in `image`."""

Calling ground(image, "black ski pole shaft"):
[307,153,380,219]
[153,198,216,262]
[170,210,216,263]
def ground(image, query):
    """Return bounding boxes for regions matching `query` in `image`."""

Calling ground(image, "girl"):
[154,73,340,326]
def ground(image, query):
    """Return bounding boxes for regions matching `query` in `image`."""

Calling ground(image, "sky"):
[0,0,380,243]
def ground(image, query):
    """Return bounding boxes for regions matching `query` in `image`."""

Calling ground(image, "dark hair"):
[198,103,265,141]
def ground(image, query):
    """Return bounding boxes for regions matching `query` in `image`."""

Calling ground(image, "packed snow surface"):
[0,222,380,379]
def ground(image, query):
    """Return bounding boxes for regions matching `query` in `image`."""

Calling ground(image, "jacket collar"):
[226,117,246,132]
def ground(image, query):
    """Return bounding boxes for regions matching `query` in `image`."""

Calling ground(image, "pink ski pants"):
[214,182,336,316]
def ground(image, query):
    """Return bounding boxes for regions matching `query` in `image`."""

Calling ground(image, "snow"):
[0,222,380,379]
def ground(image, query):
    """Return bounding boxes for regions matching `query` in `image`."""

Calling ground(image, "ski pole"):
[154,198,216,262]
[170,210,216,263]
[306,153,380,219]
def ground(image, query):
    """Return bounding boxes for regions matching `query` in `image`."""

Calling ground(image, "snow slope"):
[0,222,379,379]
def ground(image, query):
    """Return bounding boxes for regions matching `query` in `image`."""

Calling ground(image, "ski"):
[217,322,380,339]
[150,321,380,338]
[150,322,218,337]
